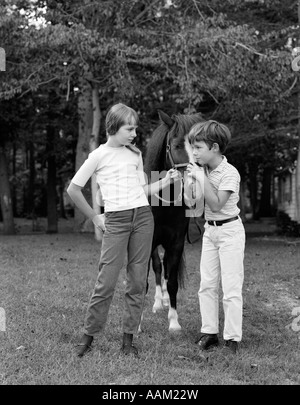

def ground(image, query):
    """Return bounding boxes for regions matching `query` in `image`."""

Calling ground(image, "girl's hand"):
[165,168,181,183]
[92,213,105,231]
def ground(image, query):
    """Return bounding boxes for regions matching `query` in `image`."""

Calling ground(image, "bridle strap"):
[166,132,189,170]
[155,132,189,204]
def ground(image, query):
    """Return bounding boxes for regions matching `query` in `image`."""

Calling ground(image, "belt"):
[207,216,239,226]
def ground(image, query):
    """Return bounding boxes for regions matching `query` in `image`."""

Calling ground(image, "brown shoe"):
[224,340,239,354]
[75,334,93,357]
[121,333,139,358]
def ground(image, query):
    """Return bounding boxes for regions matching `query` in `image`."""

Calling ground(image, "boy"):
[186,120,245,354]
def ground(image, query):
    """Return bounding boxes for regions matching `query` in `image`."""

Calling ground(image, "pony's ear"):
[157,110,174,128]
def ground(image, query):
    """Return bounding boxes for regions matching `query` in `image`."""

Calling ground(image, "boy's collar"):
[207,156,227,173]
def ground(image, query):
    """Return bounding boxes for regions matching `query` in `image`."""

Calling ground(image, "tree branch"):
[282,77,298,97]
[18,76,59,98]
[132,0,161,25]
[234,42,278,58]
[192,0,205,20]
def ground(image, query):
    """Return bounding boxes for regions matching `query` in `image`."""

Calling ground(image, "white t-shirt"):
[71,144,149,212]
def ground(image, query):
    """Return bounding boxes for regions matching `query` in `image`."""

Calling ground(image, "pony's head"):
[144,110,204,177]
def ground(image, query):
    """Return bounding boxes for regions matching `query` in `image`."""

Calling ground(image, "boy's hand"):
[186,163,203,180]
[92,213,105,231]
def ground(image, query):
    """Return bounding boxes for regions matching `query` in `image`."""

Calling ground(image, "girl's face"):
[114,123,138,146]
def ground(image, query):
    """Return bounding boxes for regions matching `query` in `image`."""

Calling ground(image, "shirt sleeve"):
[137,153,148,186]
[218,170,240,193]
[71,150,99,187]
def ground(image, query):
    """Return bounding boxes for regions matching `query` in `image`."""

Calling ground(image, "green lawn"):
[0,229,300,385]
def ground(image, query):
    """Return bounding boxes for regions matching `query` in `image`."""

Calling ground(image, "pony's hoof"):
[169,321,182,333]
[169,326,182,334]
[152,303,163,313]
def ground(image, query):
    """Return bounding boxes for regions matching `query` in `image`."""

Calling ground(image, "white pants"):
[199,217,245,341]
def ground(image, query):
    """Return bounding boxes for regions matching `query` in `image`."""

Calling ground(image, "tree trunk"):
[248,166,259,220]
[27,140,36,219]
[296,146,300,223]
[296,0,300,223]
[258,167,272,217]
[46,125,58,234]
[238,180,247,222]
[0,145,15,234]
[74,78,93,232]
[90,84,102,241]
[58,176,67,219]
[12,142,17,216]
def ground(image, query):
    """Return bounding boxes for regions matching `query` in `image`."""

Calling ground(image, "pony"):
[143,109,204,332]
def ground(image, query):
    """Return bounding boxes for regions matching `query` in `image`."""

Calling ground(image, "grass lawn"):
[0,221,300,385]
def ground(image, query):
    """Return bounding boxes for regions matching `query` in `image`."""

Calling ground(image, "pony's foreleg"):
[153,285,164,313]
[165,251,184,332]
[152,247,164,313]
[162,278,170,307]
[162,253,170,307]
[138,311,144,333]
[168,307,181,332]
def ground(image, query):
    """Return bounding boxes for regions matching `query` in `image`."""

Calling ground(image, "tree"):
[1,0,298,232]
[296,0,300,223]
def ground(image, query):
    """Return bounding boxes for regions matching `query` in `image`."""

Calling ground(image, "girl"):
[67,103,180,358]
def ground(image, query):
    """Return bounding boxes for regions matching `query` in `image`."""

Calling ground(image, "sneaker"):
[195,333,219,351]
[224,339,239,354]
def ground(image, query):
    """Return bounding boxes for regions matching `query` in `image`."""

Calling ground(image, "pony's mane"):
[144,112,203,177]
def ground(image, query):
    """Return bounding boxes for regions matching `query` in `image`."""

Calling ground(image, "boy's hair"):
[106,103,139,136]
[188,120,231,154]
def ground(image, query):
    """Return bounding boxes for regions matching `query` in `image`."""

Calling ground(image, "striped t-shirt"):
[204,156,240,221]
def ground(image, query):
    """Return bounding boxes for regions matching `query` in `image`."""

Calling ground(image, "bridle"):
[154,131,190,205]
[166,131,190,170]
[154,120,203,243]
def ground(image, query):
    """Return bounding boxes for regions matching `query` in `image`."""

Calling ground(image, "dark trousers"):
[84,206,154,335]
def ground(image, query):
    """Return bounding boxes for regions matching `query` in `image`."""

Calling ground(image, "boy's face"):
[191,140,213,165]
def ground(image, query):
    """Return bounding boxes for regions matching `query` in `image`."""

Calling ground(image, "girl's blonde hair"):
[106,103,139,136]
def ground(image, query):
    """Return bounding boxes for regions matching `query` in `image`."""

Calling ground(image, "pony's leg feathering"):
[152,285,164,313]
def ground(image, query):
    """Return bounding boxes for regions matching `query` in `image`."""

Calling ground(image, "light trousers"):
[84,206,154,336]
[199,217,245,341]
